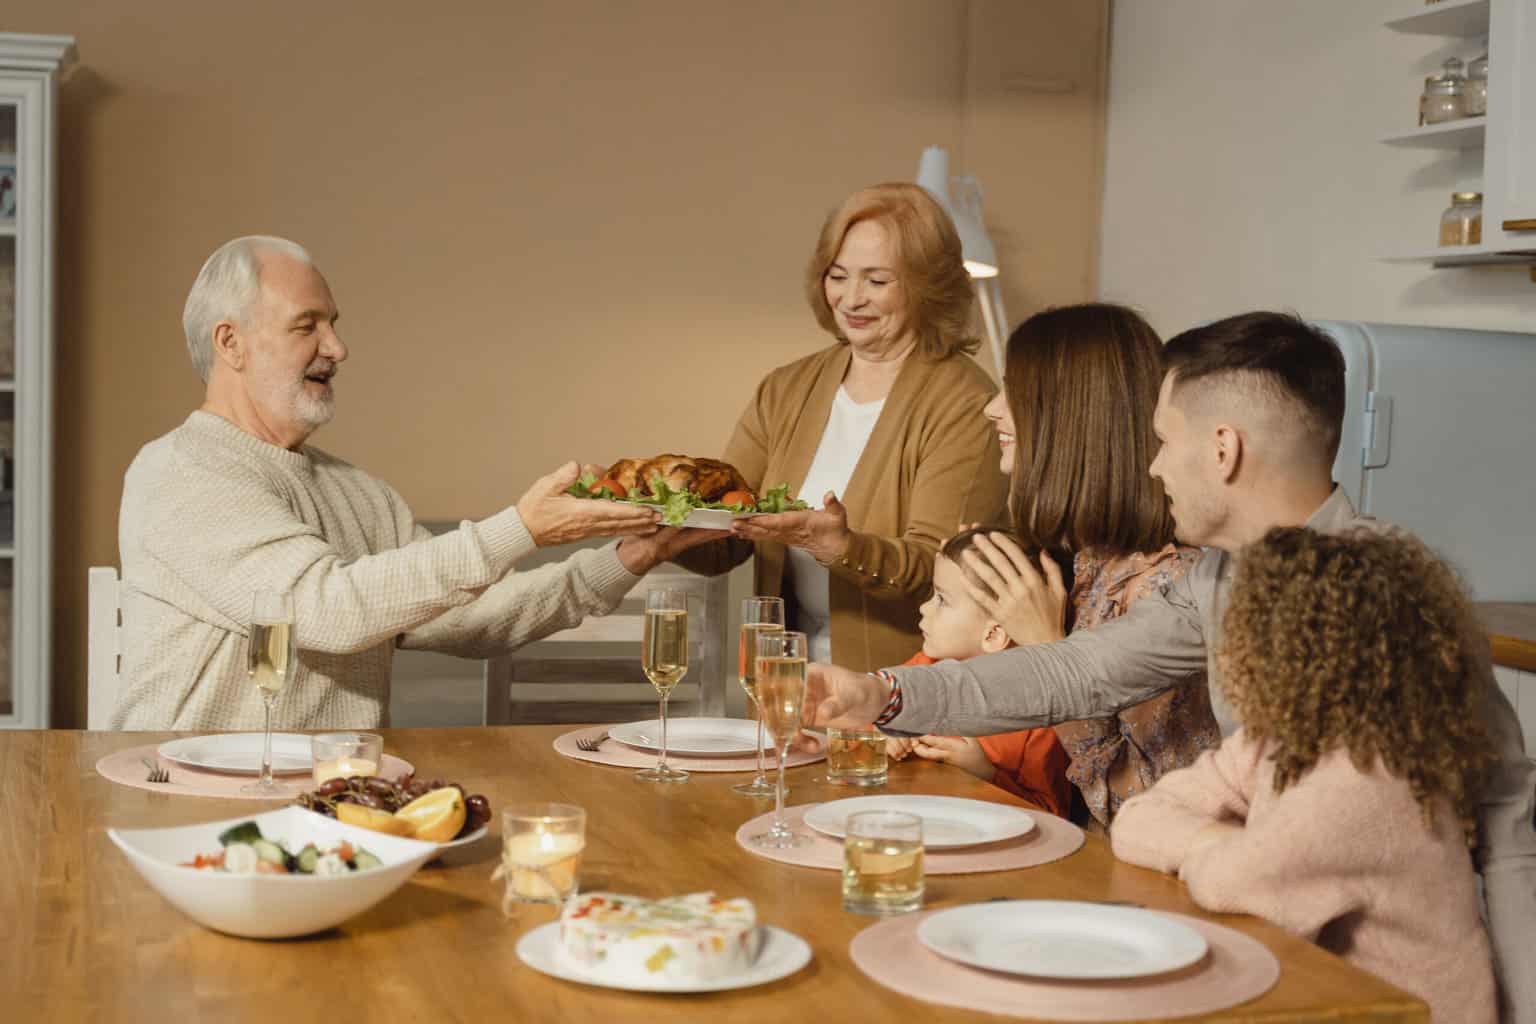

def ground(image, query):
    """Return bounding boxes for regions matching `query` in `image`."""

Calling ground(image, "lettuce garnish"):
[569,469,808,524]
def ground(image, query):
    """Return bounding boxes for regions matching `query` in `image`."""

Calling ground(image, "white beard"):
[293,385,335,430]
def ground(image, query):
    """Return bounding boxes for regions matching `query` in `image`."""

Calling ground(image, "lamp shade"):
[915,145,999,278]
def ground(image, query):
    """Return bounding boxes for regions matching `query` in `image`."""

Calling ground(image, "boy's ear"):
[981,622,1011,654]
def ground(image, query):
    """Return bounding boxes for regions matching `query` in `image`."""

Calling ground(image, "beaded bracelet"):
[872,669,902,727]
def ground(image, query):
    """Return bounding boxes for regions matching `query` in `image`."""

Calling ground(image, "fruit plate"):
[108,805,439,938]
[516,922,812,992]
[438,824,489,850]
[802,795,1036,849]
[916,900,1210,980]
[158,732,315,775]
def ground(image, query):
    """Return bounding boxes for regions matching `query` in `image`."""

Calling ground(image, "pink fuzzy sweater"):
[1111,730,1495,1023]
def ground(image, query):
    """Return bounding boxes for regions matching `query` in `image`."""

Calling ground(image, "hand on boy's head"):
[959,534,1069,647]
[912,735,994,780]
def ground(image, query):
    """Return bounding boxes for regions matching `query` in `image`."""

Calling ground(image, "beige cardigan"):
[676,344,1007,673]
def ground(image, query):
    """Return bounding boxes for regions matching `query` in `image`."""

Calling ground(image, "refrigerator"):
[1318,320,1536,605]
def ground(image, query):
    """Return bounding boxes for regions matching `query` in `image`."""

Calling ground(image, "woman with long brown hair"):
[920,303,1219,827]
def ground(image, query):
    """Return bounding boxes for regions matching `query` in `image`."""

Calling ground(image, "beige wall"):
[10,0,1108,726]
[1100,0,1535,337]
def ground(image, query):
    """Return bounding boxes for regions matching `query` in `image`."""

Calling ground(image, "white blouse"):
[785,385,886,663]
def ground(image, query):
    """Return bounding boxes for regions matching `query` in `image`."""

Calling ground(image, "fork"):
[140,756,170,784]
[574,731,608,753]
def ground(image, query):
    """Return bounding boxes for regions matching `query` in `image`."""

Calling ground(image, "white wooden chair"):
[86,566,123,729]
[483,567,729,725]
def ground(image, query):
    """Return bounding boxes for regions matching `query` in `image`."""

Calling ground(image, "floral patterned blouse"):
[1055,544,1220,829]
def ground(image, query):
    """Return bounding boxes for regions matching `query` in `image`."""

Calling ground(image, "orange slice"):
[336,801,413,837]
[395,787,466,843]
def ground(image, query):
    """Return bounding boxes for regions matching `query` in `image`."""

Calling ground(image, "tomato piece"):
[593,478,627,499]
[720,490,754,507]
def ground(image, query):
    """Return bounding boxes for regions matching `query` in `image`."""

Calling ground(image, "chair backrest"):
[86,566,123,730]
[484,567,730,725]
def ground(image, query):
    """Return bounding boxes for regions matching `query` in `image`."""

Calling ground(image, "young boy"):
[887,528,1074,818]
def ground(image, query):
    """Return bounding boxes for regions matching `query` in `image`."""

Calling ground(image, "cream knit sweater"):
[1111,730,1496,1023]
[112,411,639,730]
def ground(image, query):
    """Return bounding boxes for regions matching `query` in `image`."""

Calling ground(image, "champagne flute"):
[636,587,689,783]
[749,629,809,848]
[241,590,295,795]
[732,596,785,798]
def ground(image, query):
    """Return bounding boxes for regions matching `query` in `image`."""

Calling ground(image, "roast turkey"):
[604,454,751,501]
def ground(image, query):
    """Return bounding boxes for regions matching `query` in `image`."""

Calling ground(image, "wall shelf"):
[1385,0,1491,37]
[1383,243,1536,266]
[1380,119,1486,148]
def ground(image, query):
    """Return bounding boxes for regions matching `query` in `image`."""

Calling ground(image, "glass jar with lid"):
[1465,52,1488,116]
[1421,75,1465,124]
[1439,191,1483,247]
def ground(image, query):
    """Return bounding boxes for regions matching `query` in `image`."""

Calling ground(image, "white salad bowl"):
[108,804,440,939]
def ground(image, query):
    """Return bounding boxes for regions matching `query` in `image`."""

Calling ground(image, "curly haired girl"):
[1111,527,1495,1022]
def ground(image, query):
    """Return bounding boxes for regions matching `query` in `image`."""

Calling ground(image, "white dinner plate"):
[158,733,315,775]
[803,795,1036,849]
[516,922,812,993]
[917,900,1210,980]
[610,718,771,757]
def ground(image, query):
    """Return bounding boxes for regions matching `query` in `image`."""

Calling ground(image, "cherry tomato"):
[720,489,755,507]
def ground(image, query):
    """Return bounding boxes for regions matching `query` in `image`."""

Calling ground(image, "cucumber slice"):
[217,822,263,847]
[250,839,287,866]
[352,850,382,872]
[295,845,320,874]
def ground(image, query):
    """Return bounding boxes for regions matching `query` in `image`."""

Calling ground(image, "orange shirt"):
[901,652,1072,818]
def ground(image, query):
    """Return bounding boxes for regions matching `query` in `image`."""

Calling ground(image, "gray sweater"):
[113,411,638,730]
[886,487,1535,1023]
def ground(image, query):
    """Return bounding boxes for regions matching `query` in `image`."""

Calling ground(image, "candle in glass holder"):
[310,732,383,785]
[495,803,587,910]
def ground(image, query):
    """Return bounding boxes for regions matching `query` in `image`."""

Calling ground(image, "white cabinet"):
[1381,0,1536,268]
[0,35,74,729]
[1490,0,1536,245]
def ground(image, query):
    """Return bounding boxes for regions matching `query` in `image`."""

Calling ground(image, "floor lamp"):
[915,146,1009,379]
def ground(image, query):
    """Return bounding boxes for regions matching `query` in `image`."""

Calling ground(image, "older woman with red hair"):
[677,183,1007,673]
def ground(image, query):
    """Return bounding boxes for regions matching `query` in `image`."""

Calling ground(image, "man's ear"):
[211,320,244,372]
[1213,423,1244,484]
[981,622,1011,654]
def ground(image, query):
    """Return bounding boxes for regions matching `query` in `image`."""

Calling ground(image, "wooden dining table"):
[1,726,1427,1023]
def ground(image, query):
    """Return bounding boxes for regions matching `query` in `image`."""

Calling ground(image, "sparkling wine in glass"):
[241,589,295,795]
[731,597,784,798]
[636,588,689,783]
[749,629,809,848]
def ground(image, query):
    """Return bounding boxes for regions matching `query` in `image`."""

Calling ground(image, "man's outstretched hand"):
[806,661,892,729]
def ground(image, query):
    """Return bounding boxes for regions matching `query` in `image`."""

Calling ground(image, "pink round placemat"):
[96,743,415,800]
[734,803,1084,874]
[553,725,826,772]
[850,906,1279,1020]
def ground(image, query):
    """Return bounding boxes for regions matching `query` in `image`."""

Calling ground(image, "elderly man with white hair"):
[113,235,705,730]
